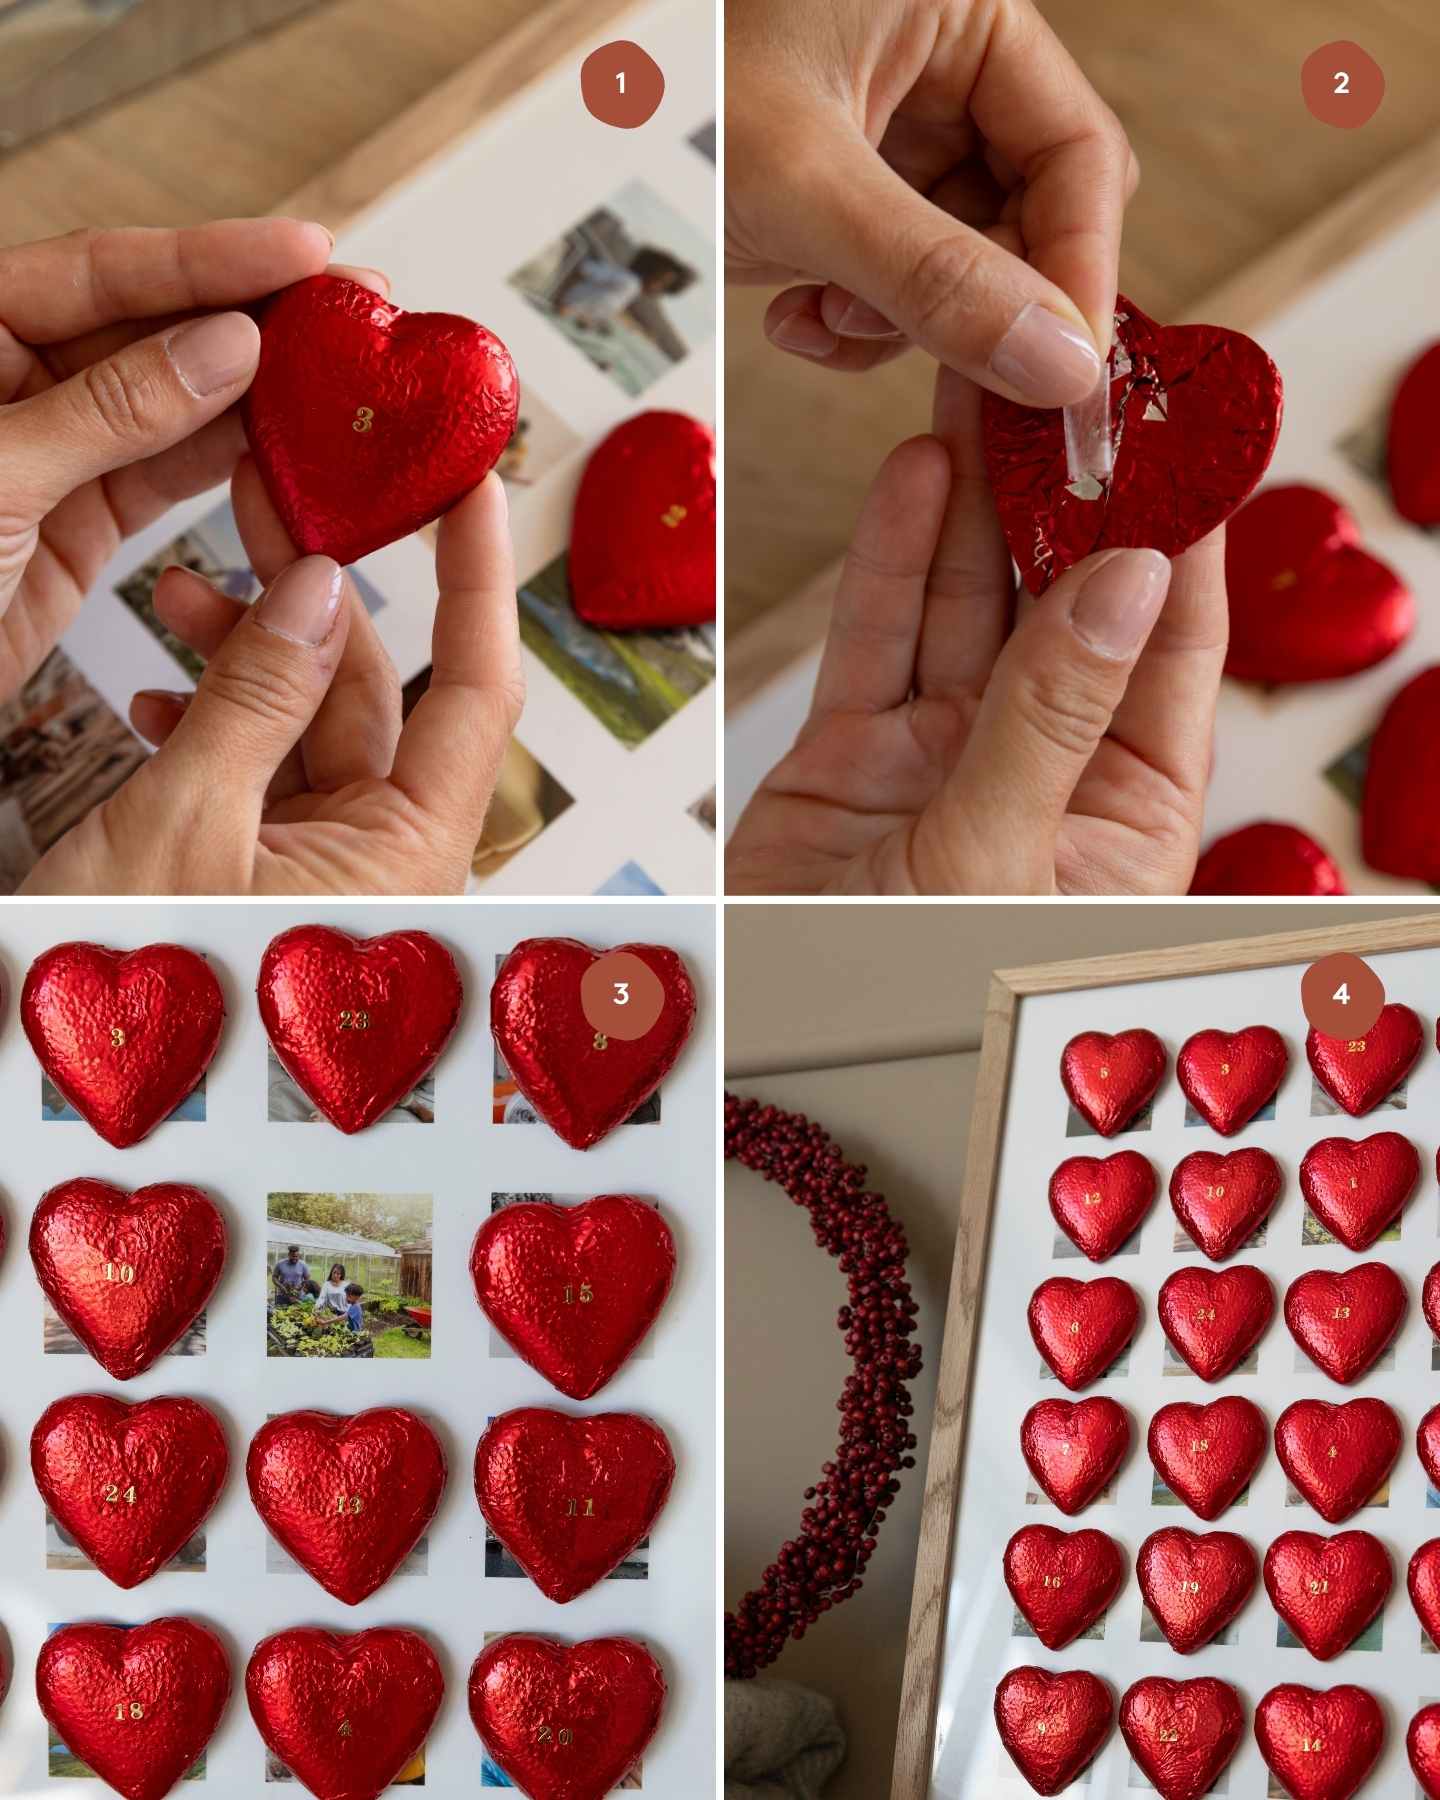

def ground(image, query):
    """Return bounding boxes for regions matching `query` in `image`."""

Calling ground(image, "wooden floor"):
[727,0,1440,639]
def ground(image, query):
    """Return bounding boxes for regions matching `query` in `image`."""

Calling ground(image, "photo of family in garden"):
[265,1193,434,1361]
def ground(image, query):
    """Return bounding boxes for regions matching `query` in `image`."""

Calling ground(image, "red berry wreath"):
[724,1093,923,1678]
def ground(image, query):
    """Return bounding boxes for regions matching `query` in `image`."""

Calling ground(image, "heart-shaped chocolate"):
[256,924,462,1133]
[1224,484,1412,682]
[1177,1026,1288,1135]
[243,274,518,565]
[1388,341,1440,525]
[1299,1133,1419,1248]
[1169,1146,1283,1259]
[468,1633,666,1800]
[1190,821,1347,895]
[1425,1260,1440,1342]
[1263,1529,1392,1660]
[1002,1524,1126,1650]
[21,942,224,1148]
[246,1407,446,1604]
[1048,1151,1157,1261]
[31,1394,228,1588]
[1408,1539,1440,1645]
[1119,1676,1244,1800]
[982,294,1281,595]
[1255,1683,1383,1800]
[1415,1402,1440,1493]
[1362,666,1440,881]
[569,410,716,629]
[1284,1263,1406,1383]
[30,1178,226,1380]
[1147,1396,1267,1519]
[491,938,696,1150]
[1411,1703,1440,1800]
[246,1627,443,1800]
[1059,1028,1166,1136]
[1306,1004,1423,1116]
[1020,1396,1131,1514]
[993,1666,1114,1796]
[1276,1398,1401,1523]
[474,1407,676,1604]
[1158,1264,1274,1380]
[470,1194,676,1400]
[1027,1276,1139,1390]
[1136,1526,1258,1653]
[35,1617,231,1800]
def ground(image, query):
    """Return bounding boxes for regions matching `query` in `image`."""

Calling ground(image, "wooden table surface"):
[726,0,1440,641]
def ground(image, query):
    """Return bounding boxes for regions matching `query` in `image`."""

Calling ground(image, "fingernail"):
[167,312,261,397]
[771,314,838,358]
[990,302,1103,406]
[134,688,189,707]
[1070,549,1172,658]
[308,220,336,250]
[835,297,901,339]
[349,266,390,295]
[255,556,343,646]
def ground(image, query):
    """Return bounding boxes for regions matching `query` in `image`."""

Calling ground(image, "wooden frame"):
[890,909,1440,1800]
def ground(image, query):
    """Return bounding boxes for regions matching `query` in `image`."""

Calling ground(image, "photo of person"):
[43,1070,205,1125]
[265,1194,433,1360]
[266,1050,433,1124]
[594,861,664,896]
[494,387,582,490]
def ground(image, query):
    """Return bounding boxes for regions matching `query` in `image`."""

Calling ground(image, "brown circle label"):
[580,40,665,130]
[1301,952,1385,1038]
[1301,40,1385,129]
[581,951,664,1041]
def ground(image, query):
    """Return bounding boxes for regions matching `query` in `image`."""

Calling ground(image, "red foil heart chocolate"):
[1059,1028,1165,1136]
[35,1617,231,1800]
[1388,341,1440,525]
[1408,1539,1440,1644]
[1177,1026,1287,1135]
[31,1394,228,1588]
[1002,1524,1125,1650]
[471,1194,676,1399]
[1276,1398,1400,1523]
[243,274,518,565]
[1136,1526,1258,1652]
[1191,821,1347,895]
[1169,1146,1283,1259]
[1027,1276,1139,1389]
[1362,666,1440,881]
[1224,484,1413,682]
[1255,1683,1383,1800]
[1119,1676,1244,1800]
[993,1666,1114,1796]
[1263,1529,1392,1659]
[1147,1396,1267,1519]
[1306,1004,1422,1115]
[468,1633,666,1800]
[1020,1396,1130,1514]
[256,925,462,1133]
[474,1406,676,1603]
[1048,1151,1156,1261]
[246,1627,443,1800]
[1425,1260,1440,1341]
[21,941,223,1148]
[570,411,716,629]
[1158,1265,1274,1380]
[30,1178,226,1380]
[982,294,1281,595]
[246,1407,446,1604]
[1299,1133,1419,1248]
[1415,1402,1440,1493]
[1284,1263,1406,1383]
[1411,1704,1440,1800]
[491,938,696,1150]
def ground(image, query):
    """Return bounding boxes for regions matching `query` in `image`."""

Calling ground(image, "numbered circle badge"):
[1301,40,1384,129]
[581,950,665,1041]
[1301,951,1385,1038]
[580,39,665,129]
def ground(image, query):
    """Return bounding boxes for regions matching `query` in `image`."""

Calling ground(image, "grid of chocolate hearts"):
[942,997,1440,1800]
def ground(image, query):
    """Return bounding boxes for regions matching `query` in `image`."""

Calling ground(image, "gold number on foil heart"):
[335,1494,364,1514]
[113,1702,144,1720]
[660,503,687,528]
[1332,1306,1352,1319]
[338,1009,371,1030]
[1159,1729,1180,1743]
[103,1262,136,1284]
[563,1282,594,1305]
[1178,1579,1200,1593]
[103,1484,137,1505]
[352,406,375,433]
[1206,1184,1225,1199]
[1308,1578,1330,1594]
[339,1722,353,1738]
[1099,1066,1109,1079]
[1194,1307,1216,1322]
[1347,1039,1366,1053]
[1067,1320,1080,1335]
[563,1497,597,1517]
[110,1026,126,1048]
[1220,1062,1231,1075]
[536,1725,575,1746]
[1084,1191,1102,1207]
[1190,1438,1210,1453]
[1042,1573,1063,1588]
[1327,1444,1339,1459]
[1303,1738,1325,1753]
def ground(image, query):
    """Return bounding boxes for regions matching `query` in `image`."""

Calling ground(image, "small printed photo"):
[481,1756,640,1791]
[485,1195,657,1363]
[1129,1756,1229,1795]
[1039,1349,1129,1384]
[1163,1340,1257,1377]
[47,1513,204,1574]
[1335,409,1389,490]
[266,1193,434,1361]
[1310,1073,1406,1114]
[594,861,664,897]
[688,119,716,164]
[44,1071,205,1125]
[496,389,583,490]
[1301,1207,1400,1248]
[1185,1098,1276,1129]
[1278,1613,1382,1652]
[1173,1222,1266,1256]
[1152,1475,1247,1509]
[1065,1100,1153,1139]
[1139,1606,1236,1649]
[493,977,663,1126]
[688,788,716,834]
[509,178,715,399]
[47,1623,205,1783]
[1025,1481,1114,1509]
[268,1748,421,1787]
[266,1049,433,1125]
[1013,1606,1104,1645]
[46,1300,204,1360]
[1324,735,1370,810]
[0,648,147,892]
[517,549,715,748]
[1295,1478,1387,1510]
[1052,1228,1140,1261]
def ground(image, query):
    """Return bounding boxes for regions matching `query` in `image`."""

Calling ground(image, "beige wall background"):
[725,901,1440,1798]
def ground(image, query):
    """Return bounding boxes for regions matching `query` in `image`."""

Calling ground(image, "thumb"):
[0,311,260,521]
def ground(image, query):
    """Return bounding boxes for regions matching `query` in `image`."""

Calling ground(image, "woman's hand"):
[727,0,1136,397]
[726,369,1226,895]
[21,460,522,895]
[0,218,346,703]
